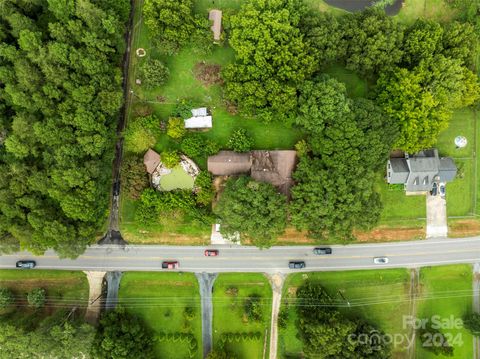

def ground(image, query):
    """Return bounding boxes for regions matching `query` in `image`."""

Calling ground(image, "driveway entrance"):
[426,194,448,238]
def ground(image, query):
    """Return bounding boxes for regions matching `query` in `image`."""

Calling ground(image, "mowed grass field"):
[118,272,202,359]
[279,269,412,358]
[416,265,473,359]
[212,273,272,359]
[0,270,88,325]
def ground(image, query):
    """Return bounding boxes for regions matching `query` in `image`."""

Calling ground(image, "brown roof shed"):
[143,148,161,174]
[209,9,222,41]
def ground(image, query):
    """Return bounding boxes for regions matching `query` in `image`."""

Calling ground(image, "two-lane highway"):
[2,237,480,272]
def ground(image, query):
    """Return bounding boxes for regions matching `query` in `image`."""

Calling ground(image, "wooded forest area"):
[0,0,130,257]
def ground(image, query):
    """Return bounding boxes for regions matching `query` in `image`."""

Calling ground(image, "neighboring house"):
[207,150,298,196]
[387,149,457,193]
[143,148,161,175]
[207,151,252,175]
[209,9,222,42]
[184,107,212,129]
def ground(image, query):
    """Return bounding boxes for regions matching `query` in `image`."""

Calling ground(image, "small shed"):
[191,107,208,117]
[143,148,161,174]
[209,9,222,42]
[184,115,212,129]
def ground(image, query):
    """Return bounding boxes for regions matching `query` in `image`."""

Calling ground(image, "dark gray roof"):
[387,149,457,192]
[388,159,409,184]
[438,158,457,182]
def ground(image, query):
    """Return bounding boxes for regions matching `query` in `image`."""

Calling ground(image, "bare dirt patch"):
[122,226,210,245]
[194,62,223,87]
[277,228,317,245]
[355,226,425,242]
[448,219,480,237]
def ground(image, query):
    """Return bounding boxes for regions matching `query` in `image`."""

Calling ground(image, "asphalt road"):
[2,237,480,273]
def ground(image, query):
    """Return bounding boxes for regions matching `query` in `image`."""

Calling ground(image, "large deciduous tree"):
[296,280,391,358]
[92,308,156,359]
[222,0,314,123]
[291,76,396,240]
[214,176,287,248]
[143,0,209,54]
[343,8,404,76]
[376,56,480,153]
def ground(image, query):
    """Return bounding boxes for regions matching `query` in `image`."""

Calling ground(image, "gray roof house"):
[387,149,457,193]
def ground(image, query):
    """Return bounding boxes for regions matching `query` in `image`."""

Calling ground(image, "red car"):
[162,261,179,269]
[204,249,219,257]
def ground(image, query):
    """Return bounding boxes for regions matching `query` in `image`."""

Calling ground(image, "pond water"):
[159,165,195,191]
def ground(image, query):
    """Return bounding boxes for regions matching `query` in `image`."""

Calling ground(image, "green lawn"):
[395,0,458,24]
[323,64,369,98]
[119,197,210,244]
[416,265,473,359]
[118,272,202,359]
[212,273,272,359]
[375,175,426,222]
[0,270,88,325]
[280,269,412,358]
[122,0,305,242]
[436,109,477,217]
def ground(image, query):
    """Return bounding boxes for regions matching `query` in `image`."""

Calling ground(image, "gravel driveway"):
[426,194,447,238]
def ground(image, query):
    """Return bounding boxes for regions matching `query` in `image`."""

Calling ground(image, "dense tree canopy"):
[223,0,315,122]
[0,320,95,358]
[301,12,347,69]
[291,76,396,240]
[214,176,287,248]
[143,0,210,55]
[0,0,129,257]
[376,56,480,153]
[342,8,404,76]
[296,281,391,358]
[92,308,156,359]
[143,0,196,53]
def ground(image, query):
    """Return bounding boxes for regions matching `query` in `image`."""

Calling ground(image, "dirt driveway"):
[426,194,447,238]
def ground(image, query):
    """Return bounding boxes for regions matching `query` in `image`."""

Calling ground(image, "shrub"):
[173,98,195,119]
[184,306,195,321]
[124,115,159,153]
[194,171,215,206]
[161,150,179,168]
[204,139,220,156]
[0,288,14,308]
[278,308,289,329]
[167,117,186,139]
[181,135,220,158]
[134,188,161,224]
[181,134,205,157]
[294,139,309,157]
[227,129,253,152]
[121,155,150,200]
[464,313,480,335]
[27,288,46,308]
[225,286,238,296]
[139,59,170,88]
[244,294,263,321]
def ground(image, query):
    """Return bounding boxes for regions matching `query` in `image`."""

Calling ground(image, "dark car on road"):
[430,182,438,196]
[289,261,306,269]
[162,261,179,269]
[16,260,36,269]
[313,247,332,255]
[204,249,219,257]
